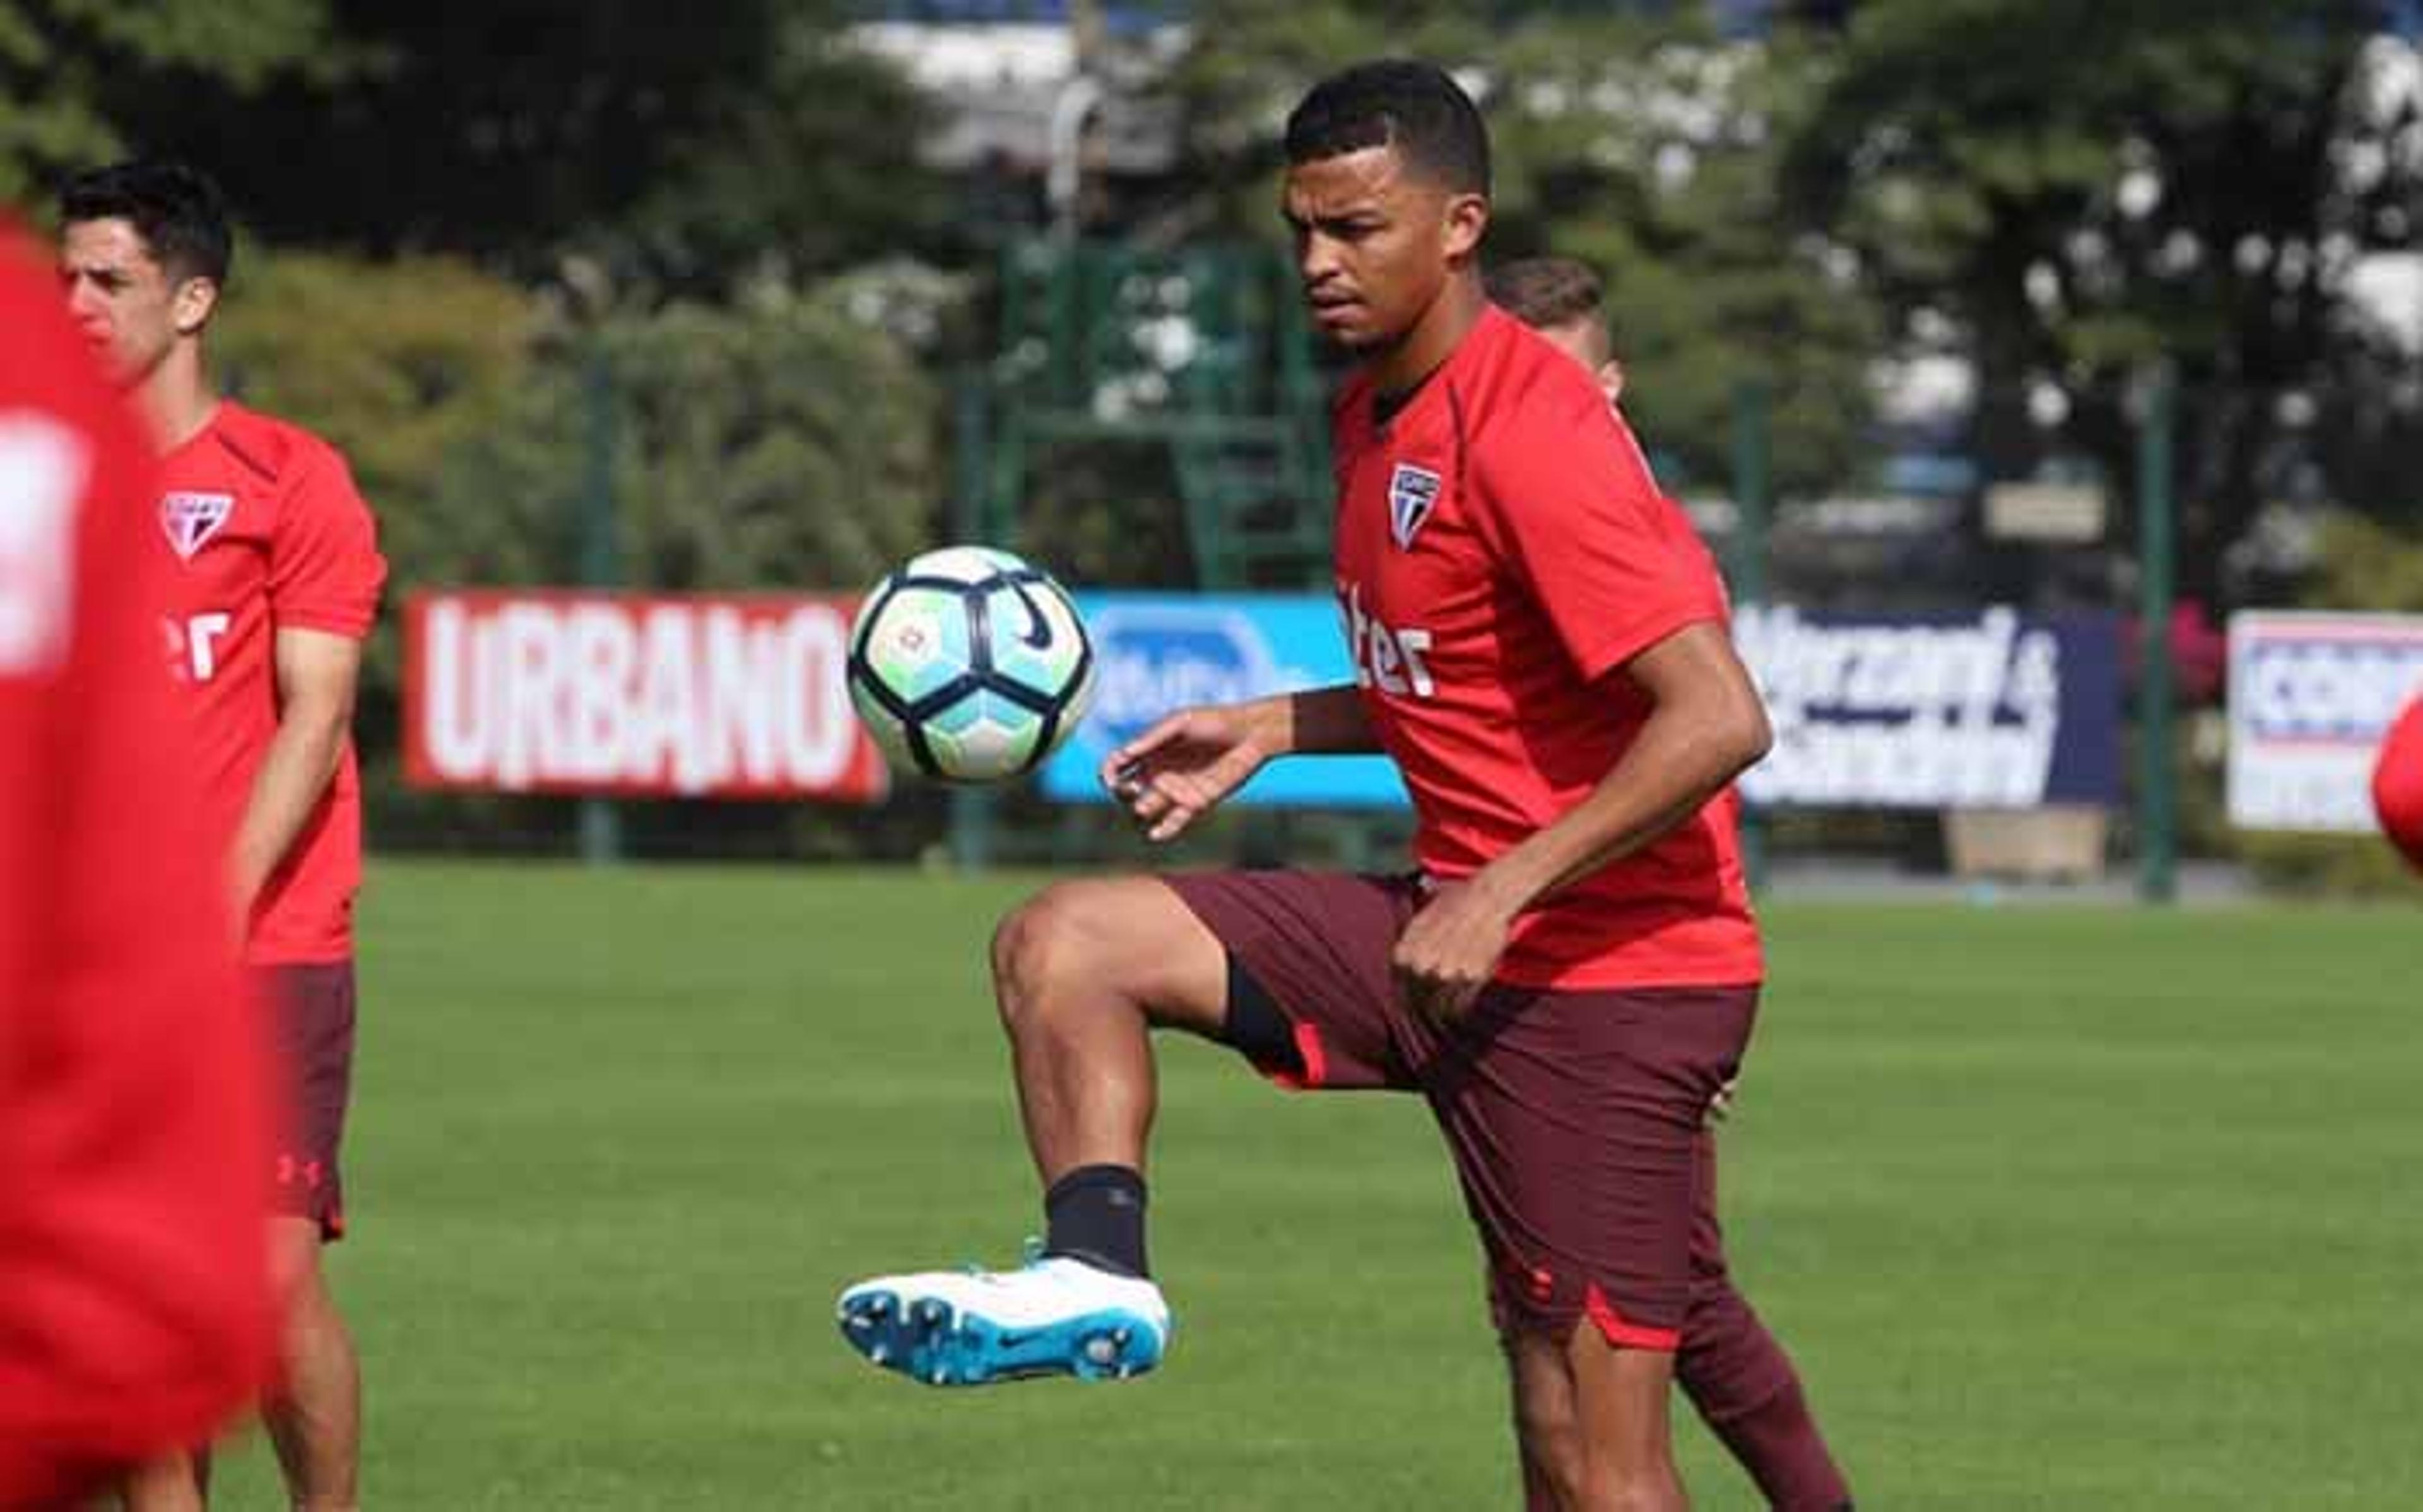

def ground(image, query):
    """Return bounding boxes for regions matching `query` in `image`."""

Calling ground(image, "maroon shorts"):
[1164,870,1757,1351]
[255,961,357,1241]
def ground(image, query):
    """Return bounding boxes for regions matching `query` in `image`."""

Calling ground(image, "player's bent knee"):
[991,880,1135,1020]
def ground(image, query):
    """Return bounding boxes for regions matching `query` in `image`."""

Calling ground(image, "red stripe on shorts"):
[1586,1282,1682,1352]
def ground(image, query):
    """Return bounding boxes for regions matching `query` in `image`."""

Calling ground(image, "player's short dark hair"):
[1284,60,1490,197]
[57,160,233,287]
[1486,257,1604,331]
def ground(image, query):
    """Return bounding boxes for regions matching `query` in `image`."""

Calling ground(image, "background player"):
[60,161,387,1512]
[842,61,1824,1511]
[1487,256,1629,407]
[1490,252,1853,1510]
[0,226,271,1511]
[2376,694,2423,872]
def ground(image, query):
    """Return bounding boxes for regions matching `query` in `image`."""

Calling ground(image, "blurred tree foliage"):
[1781,0,2422,597]
[0,0,343,203]
[209,247,941,849]
[5,0,950,298]
[1166,1,1882,495]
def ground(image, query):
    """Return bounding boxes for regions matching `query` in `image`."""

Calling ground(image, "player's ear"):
[1599,359,1627,406]
[1441,191,1489,265]
[172,275,219,337]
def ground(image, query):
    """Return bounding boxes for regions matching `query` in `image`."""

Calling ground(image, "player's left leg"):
[262,1218,358,1512]
[256,962,360,1512]
[1566,1330,1685,1511]
[1438,984,1759,1512]
[1500,1326,1583,1511]
[115,1451,208,1511]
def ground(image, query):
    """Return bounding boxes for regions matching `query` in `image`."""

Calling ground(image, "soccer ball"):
[846,546,1095,783]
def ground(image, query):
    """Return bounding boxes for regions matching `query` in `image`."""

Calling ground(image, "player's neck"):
[136,346,220,454]
[1367,273,1487,403]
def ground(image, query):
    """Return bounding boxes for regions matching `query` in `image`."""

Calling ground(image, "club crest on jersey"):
[160,491,233,560]
[1387,462,1441,549]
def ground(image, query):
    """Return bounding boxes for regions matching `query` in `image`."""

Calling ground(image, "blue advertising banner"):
[1042,594,1410,808]
[1044,596,2123,813]
[1731,605,2124,809]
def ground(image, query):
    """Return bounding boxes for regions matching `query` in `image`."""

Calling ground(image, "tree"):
[1780,0,2423,601]
[0,0,339,204]
[11,1,950,299]
[1167,1,1883,495]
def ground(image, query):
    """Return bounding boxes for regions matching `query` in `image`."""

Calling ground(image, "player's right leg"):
[836,876,1227,1387]
[837,869,1416,1388]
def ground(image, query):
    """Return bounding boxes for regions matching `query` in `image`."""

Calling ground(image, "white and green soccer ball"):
[846,546,1095,783]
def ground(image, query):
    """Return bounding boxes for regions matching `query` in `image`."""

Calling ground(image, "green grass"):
[208,862,2423,1509]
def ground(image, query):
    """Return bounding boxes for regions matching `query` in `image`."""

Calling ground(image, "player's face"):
[58,218,215,389]
[1533,315,1626,406]
[1283,145,1485,353]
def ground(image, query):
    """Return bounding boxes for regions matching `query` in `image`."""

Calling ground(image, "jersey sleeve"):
[269,447,386,638]
[1471,379,1728,683]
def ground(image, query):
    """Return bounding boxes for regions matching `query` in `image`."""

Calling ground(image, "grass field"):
[205,861,2422,1510]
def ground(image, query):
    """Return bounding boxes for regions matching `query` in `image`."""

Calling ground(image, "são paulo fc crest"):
[160,491,233,560]
[1387,462,1442,549]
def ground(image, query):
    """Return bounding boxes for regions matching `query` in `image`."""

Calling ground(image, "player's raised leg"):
[836,876,1228,1386]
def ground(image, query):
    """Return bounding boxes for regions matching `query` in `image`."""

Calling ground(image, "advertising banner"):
[1732,605,2125,809]
[403,590,888,802]
[1040,594,1410,807]
[2226,611,2423,832]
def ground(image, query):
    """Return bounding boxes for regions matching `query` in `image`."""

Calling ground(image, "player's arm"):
[1392,623,1769,1020]
[1485,623,1766,902]
[1102,684,1379,842]
[227,626,361,921]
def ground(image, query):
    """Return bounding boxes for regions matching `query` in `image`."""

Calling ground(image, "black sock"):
[1043,1164,1150,1279]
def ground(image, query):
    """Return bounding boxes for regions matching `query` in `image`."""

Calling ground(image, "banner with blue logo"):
[1044,595,1410,808]
[1046,596,2121,813]
[1731,605,2125,809]
[2227,611,2423,831]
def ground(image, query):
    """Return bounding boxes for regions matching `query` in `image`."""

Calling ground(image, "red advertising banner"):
[403,590,888,802]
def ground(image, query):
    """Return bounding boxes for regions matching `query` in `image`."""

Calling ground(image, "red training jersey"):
[1331,305,1762,990]
[2374,696,2423,872]
[0,230,271,1506]
[154,400,386,964]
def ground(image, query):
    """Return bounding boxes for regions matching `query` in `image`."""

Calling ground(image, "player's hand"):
[1706,1075,1740,1125]
[1100,705,1275,843]
[1392,877,1516,1025]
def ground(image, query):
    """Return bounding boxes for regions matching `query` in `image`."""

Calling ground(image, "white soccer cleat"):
[836,1248,1172,1387]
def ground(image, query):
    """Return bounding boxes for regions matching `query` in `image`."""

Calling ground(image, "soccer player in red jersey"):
[2376,695,2423,872]
[1490,254,1853,1511]
[840,62,1837,1511]
[59,162,386,1512]
[0,226,271,1509]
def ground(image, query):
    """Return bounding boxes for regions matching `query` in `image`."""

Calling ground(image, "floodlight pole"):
[2135,365,2179,904]
[577,347,624,865]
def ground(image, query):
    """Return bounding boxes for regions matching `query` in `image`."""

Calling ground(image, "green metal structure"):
[977,235,1333,587]
[2135,365,2179,904]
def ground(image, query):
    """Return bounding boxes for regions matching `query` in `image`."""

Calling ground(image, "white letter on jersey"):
[1340,583,1436,700]
[0,413,89,677]
[184,612,232,682]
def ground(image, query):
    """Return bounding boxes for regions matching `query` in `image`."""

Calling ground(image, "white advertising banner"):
[2227,611,2423,832]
